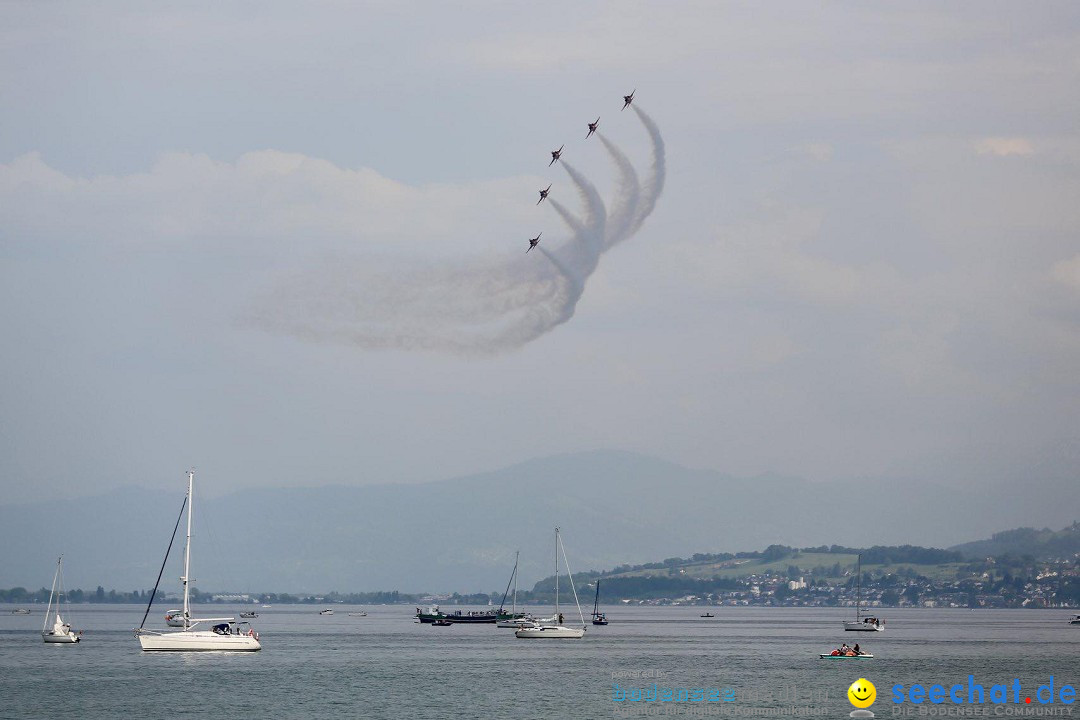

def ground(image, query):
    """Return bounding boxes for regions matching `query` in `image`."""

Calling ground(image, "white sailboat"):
[843,554,884,632]
[136,471,261,652]
[42,556,80,644]
[515,528,587,639]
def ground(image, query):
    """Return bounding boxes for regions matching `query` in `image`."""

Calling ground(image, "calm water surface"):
[1,605,1077,719]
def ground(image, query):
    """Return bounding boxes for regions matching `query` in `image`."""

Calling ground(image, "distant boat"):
[700,612,714,618]
[11,608,30,615]
[444,610,497,623]
[1070,615,1080,625]
[347,611,367,617]
[515,528,587,639]
[42,556,80,644]
[843,554,884,632]
[164,610,185,627]
[239,611,258,619]
[592,580,608,625]
[260,604,271,609]
[319,609,334,616]
[135,471,261,652]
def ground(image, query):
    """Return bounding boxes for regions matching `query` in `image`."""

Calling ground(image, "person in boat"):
[853,644,861,655]
[840,643,850,654]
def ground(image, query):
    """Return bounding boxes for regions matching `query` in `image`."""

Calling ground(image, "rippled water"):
[1,605,1076,719]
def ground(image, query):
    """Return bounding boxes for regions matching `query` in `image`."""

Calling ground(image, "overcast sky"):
[2,2,1079,505]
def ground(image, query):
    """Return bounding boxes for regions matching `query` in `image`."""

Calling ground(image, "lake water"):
[1,605,1077,719]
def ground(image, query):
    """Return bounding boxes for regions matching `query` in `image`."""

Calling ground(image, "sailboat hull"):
[43,632,80,644]
[138,630,261,652]
[515,625,586,638]
[843,622,884,632]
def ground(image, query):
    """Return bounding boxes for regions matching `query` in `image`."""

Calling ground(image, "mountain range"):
[950,522,1080,560]
[1,450,1077,593]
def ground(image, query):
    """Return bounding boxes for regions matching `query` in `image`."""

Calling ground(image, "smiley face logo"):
[848,678,876,708]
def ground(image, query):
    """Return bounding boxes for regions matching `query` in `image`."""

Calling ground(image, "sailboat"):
[136,471,261,651]
[591,579,608,625]
[496,551,536,628]
[843,554,884,632]
[42,556,80,644]
[515,528,587,639]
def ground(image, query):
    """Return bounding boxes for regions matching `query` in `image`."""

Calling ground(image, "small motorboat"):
[432,618,453,626]
[319,609,334,616]
[700,612,714,618]
[164,610,185,627]
[239,611,258,619]
[348,611,367,617]
[11,608,31,615]
[1070,615,1080,625]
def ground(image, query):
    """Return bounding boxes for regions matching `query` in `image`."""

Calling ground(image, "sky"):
[2,1,1079,505]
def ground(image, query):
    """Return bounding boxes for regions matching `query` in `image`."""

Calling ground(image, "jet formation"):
[527,90,636,254]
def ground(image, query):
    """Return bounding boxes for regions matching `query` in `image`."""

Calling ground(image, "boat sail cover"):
[52,614,69,634]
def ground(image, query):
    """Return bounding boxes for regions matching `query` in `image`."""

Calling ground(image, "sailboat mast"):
[43,556,60,634]
[182,470,194,628]
[554,528,560,619]
[558,529,586,627]
[856,554,862,623]
[512,550,519,614]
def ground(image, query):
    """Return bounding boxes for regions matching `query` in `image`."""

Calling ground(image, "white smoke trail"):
[559,161,607,252]
[596,132,641,250]
[248,253,574,354]
[549,198,585,236]
[628,105,666,237]
[250,106,664,355]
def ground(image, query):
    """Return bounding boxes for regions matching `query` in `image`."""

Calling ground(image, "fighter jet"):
[548,145,564,167]
[526,233,541,253]
[537,184,552,205]
[586,117,600,139]
[621,89,636,111]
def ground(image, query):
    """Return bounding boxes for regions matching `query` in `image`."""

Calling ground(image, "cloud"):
[974,137,1035,157]
[0,150,539,254]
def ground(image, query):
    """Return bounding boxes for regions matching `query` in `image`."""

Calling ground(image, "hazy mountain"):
[1,450,1077,593]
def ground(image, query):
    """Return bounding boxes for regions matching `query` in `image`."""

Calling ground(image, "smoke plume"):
[251,106,665,354]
